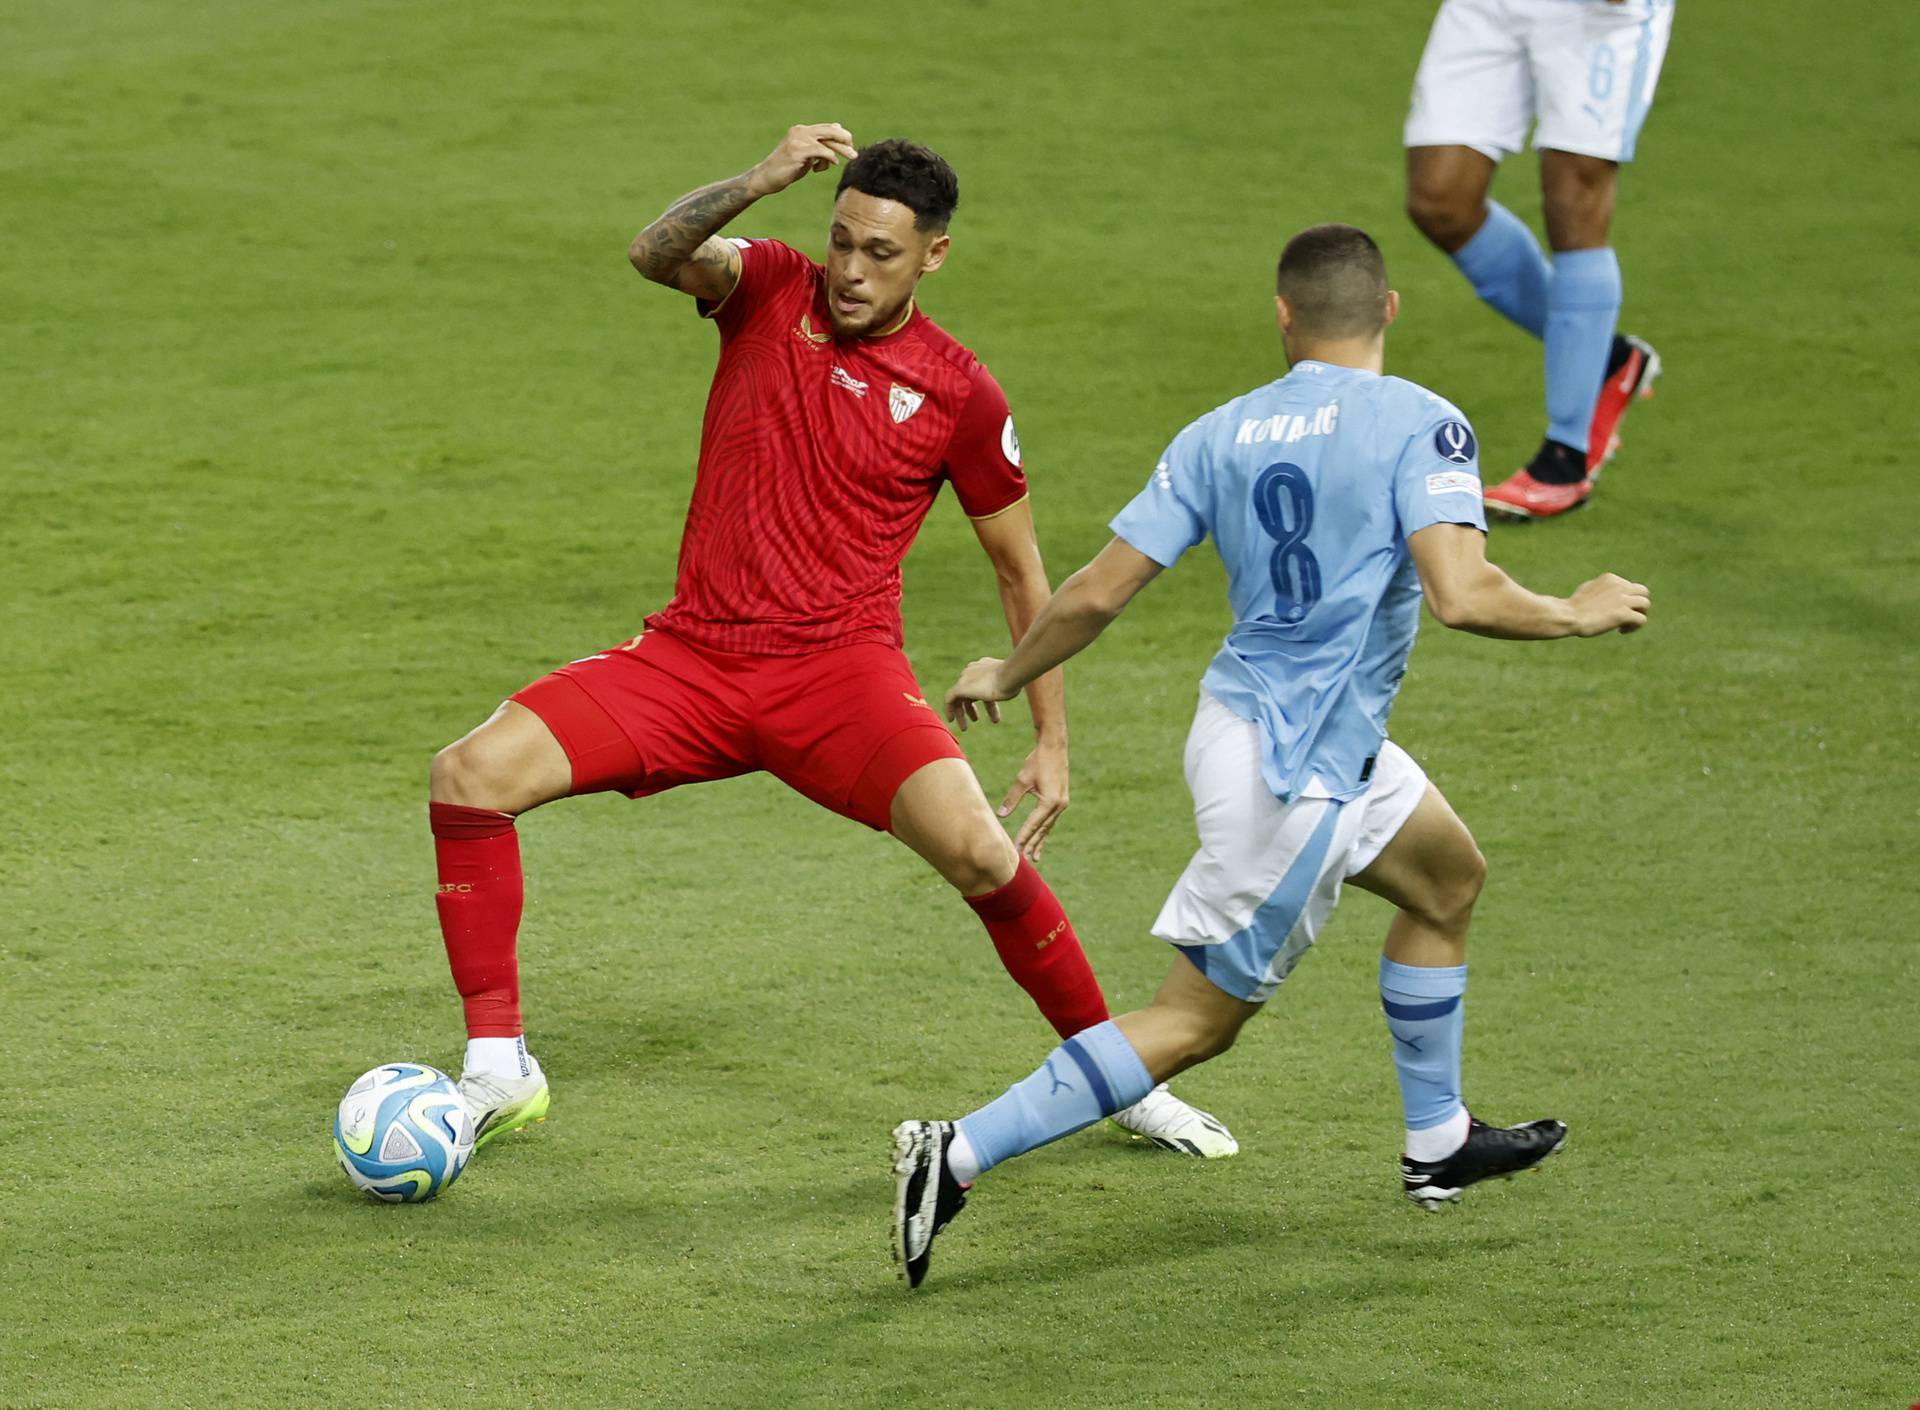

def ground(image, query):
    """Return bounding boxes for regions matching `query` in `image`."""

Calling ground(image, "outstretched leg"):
[887,756,1237,1159]
[892,954,1256,1287]
[949,952,1260,1183]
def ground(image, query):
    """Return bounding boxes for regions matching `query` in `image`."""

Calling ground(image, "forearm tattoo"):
[630,174,756,280]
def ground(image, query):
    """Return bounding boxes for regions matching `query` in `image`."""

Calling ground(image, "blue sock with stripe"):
[1380,957,1468,1153]
[1450,201,1550,338]
[953,1021,1154,1180]
[1545,247,1622,453]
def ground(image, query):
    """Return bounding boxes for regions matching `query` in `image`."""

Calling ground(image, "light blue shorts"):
[1151,693,1428,1003]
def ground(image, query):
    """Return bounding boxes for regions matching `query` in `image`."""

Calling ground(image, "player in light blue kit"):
[891,225,1651,1288]
[1405,0,1677,519]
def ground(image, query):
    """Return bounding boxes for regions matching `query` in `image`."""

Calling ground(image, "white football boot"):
[458,1056,550,1150]
[1109,1084,1238,1157]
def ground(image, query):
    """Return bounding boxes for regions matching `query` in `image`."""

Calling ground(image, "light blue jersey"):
[1109,360,1486,803]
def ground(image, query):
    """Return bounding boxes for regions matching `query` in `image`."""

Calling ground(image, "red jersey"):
[645,238,1029,655]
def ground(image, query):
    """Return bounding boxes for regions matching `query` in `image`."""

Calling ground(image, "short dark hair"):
[1275,224,1389,338]
[837,139,959,232]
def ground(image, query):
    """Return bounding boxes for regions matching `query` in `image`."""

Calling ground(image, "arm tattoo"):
[682,239,735,279]
[629,174,757,281]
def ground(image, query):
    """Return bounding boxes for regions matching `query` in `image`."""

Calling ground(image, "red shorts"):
[509,627,967,831]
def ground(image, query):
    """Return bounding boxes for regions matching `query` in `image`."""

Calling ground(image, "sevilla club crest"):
[888,383,926,424]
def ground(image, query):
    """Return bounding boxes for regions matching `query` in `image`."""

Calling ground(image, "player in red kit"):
[426,124,1237,1160]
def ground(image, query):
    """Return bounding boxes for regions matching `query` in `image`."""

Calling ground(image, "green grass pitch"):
[3,1,1916,1405]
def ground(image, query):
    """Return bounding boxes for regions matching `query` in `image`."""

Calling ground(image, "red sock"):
[966,857,1111,1038]
[430,802,524,1038]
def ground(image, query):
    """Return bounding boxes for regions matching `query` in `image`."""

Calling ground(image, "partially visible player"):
[1405,0,1676,519]
[428,125,1233,1161]
[891,224,1651,1288]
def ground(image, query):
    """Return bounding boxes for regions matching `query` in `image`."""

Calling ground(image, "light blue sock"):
[1450,201,1550,338]
[954,1021,1154,1178]
[1544,247,1622,453]
[1379,957,1467,1132]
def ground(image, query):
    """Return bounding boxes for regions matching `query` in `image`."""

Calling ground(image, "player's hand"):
[1569,572,1651,635]
[748,123,858,197]
[1000,740,1069,862]
[944,657,1016,731]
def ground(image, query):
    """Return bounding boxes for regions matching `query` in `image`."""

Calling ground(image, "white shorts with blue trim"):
[1151,691,1428,1004]
[1404,0,1675,163]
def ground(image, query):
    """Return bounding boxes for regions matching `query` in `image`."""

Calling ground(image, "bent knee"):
[1189,1019,1241,1068]
[1419,848,1487,933]
[1456,844,1489,916]
[1194,1020,1241,1065]
[430,739,488,807]
[934,814,1018,896]
[431,735,531,811]
[1406,183,1483,251]
[1161,1007,1242,1068]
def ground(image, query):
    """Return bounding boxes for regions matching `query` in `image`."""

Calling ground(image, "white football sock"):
[464,1035,530,1080]
[946,1126,982,1185]
[1404,1105,1470,1164]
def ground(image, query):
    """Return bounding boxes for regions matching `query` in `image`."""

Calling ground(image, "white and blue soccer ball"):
[333,1063,475,1202]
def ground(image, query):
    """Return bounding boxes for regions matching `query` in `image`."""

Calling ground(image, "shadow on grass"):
[259,1100,1526,1284]
[721,1193,1533,1378]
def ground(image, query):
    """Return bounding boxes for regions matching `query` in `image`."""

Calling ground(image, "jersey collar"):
[1290,359,1378,379]
[859,298,922,345]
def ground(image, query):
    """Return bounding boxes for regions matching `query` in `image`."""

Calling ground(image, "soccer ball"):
[333,1063,475,1202]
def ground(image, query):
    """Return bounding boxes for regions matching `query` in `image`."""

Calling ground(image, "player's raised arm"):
[627,123,857,301]
[1408,522,1649,638]
[946,537,1164,727]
